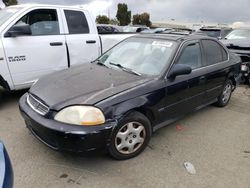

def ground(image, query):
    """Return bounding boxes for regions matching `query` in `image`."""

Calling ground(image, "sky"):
[1,0,250,23]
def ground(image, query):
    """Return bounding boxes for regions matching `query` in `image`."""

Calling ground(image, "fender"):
[107,95,157,127]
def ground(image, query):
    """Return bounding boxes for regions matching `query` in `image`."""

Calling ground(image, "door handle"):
[50,42,63,46]
[199,76,206,83]
[86,40,96,44]
[199,76,206,80]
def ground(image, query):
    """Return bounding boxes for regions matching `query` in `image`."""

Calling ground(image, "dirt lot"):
[0,86,250,188]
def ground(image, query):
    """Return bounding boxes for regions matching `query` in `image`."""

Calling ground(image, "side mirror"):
[168,64,192,80]
[4,24,31,37]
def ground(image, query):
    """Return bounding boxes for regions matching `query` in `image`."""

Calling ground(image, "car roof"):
[134,33,216,42]
[10,4,88,10]
[200,27,232,31]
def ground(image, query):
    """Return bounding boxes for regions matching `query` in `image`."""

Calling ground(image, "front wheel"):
[109,112,151,160]
[215,80,233,107]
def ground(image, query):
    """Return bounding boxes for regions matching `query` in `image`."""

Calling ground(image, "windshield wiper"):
[92,60,110,68]
[109,62,141,76]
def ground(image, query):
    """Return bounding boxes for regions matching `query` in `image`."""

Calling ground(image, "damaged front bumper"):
[19,94,117,154]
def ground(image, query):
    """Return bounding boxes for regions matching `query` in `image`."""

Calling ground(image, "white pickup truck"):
[0,4,134,91]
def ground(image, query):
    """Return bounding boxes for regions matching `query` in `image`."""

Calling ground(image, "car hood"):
[29,63,154,111]
[221,39,250,48]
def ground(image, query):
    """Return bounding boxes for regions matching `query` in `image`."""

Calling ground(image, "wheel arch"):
[0,75,10,91]
[227,71,237,91]
[110,97,156,132]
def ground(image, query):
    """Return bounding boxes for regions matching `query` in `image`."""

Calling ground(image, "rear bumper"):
[19,94,117,153]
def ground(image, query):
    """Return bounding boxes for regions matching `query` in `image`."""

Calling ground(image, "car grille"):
[27,94,49,116]
[227,45,250,51]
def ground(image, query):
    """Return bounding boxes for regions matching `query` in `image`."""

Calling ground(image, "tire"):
[109,111,151,160]
[214,80,233,107]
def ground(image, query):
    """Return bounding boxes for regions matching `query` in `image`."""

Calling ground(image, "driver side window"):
[15,9,60,36]
[177,43,202,70]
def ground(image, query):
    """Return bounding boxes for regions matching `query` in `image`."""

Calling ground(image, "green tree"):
[109,18,119,25]
[132,14,141,25]
[132,12,152,27]
[3,0,18,6]
[116,3,131,26]
[96,15,110,24]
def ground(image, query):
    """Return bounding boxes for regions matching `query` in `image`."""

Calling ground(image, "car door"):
[2,8,67,89]
[201,39,230,102]
[162,40,207,121]
[61,9,101,66]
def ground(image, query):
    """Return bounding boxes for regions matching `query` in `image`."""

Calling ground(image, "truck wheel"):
[215,80,233,107]
[109,112,151,160]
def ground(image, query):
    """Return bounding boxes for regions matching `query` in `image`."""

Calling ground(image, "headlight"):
[54,106,105,126]
[241,64,247,71]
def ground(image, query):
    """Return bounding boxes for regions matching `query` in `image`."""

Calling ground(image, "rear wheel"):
[109,112,151,160]
[215,80,233,107]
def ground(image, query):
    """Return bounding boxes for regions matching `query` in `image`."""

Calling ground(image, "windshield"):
[0,7,22,26]
[98,37,176,76]
[201,30,221,38]
[226,29,250,39]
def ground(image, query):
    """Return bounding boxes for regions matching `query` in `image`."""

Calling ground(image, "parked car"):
[199,27,232,39]
[19,34,241,160]
[0,4,134,92]
[123,25,149,33]
[141,28,173,34]
[221,28,250,84]
[97,24,123,34]
[0,141,13,188]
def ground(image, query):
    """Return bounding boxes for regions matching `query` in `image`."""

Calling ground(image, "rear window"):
[64,10,89,34]
[201,40,228,65]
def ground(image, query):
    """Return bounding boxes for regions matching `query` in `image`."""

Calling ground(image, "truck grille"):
[27,94,49,116]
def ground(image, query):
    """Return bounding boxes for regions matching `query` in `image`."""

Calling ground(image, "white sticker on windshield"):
[152,41,173,47]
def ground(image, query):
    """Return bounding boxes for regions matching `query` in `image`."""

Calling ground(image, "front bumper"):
[19,94,117,153]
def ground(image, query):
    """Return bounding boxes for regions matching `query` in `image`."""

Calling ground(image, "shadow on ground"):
[0,88,28,108]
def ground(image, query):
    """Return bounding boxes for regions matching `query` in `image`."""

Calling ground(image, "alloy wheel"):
[222,83,232,104]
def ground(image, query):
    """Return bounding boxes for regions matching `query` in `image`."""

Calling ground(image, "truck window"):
[64,10,89,34]
[15,9,59,36]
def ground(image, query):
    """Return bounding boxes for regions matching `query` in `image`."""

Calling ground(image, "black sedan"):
[19,34,241,160]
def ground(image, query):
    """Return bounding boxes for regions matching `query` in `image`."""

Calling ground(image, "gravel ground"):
[0,86,249,188]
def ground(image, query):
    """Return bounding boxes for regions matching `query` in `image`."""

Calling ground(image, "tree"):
[96,15,110,24]
[3,0,18,6]
[132,14,141,25]
[109,18,119,25]
[132,12,152,27]
[116,3,131,26]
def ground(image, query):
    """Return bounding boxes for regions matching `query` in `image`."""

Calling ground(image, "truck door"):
[61,9,101,66]
[2,8,67,90]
